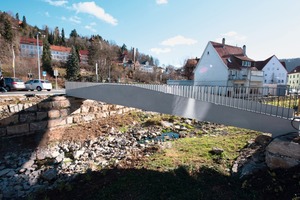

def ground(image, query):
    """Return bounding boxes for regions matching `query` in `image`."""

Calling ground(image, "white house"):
[20,37,43,58]
[140,61,154,73]
[255,55,287,86]
[193,38,264,87]
[50,45,71,62]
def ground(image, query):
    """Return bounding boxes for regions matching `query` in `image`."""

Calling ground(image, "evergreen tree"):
[66,46,80,81]
[70,29,78,38]
[48,31,54,45]
[54,26,60,45]
[41,39,53,76]
[61,28,65,45]
[3,18,13,42]
[22,15,27,28]
[15,13,19,21]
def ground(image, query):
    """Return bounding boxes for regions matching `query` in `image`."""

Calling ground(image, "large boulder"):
[265,133,300,169]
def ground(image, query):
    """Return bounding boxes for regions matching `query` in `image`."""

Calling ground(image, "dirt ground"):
[42,112,141,144]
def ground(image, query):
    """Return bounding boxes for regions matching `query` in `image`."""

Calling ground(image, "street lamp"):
[36,32,41,80]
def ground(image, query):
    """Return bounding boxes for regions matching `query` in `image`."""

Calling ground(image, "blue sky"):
[1,0,300,67]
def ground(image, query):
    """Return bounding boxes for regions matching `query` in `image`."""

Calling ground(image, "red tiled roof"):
[20,37,43,46]
[79,50,89,55]
[210,41,254,70]
[50,45,71,52]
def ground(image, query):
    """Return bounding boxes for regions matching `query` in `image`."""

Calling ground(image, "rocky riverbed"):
[0,111,299,199]
[0,112,213,199]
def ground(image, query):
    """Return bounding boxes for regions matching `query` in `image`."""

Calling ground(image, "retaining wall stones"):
[0,95,135,138]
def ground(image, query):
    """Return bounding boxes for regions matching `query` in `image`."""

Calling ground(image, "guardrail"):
[129,84,296,119]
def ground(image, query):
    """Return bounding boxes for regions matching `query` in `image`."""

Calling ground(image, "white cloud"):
[222,31,238,37]
[161,35,198,47]
[85,25,97,33]
[217,31,247,45]
[69,16,81,24]
[61,16,81,24]
[156,0,168,5]
[150,48,171,54]
[45,0,68,7]
[72,2,118,26]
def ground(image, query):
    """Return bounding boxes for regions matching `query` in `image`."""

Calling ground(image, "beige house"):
[288,66,300,89]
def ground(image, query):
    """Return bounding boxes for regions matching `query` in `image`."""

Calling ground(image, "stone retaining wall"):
[0,95,134,138]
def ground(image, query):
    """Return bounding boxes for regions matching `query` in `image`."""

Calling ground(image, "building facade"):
[193,38,264,87]
[288,66,300,89]
[256,55,287,85]
[20,37,43,58]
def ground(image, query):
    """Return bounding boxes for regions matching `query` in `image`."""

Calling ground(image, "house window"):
[264,80,266,83]
[265,74,267,76]
[207,51,209,55]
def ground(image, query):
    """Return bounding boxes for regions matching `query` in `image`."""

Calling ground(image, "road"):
[0,89,66,96]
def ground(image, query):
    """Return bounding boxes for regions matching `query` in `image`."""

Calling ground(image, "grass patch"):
[140,129,259,174]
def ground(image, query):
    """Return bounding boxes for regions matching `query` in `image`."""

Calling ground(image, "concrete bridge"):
[65,82,300,137]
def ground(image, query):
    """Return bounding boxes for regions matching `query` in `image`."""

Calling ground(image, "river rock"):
[41,169,57,181]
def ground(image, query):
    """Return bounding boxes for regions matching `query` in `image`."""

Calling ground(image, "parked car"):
[25,79,52,91]
[4,77,26,91]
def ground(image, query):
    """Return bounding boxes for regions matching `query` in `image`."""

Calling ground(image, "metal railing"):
[66,82,297,119]
[130,84,297,119]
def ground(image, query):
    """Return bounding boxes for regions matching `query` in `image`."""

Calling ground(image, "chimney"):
[222,38,225,47]
[243,45,246,56]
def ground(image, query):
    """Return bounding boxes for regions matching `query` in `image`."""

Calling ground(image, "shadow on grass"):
[31,165,300,200]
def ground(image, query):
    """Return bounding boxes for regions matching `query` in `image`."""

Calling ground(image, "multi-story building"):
[287,66,300,89]
[256,55,287,85]
[20,37,88,63]
[79,50,89,64]
[50,45,71,62]
[193,38,264,87]
[20,37,43,58]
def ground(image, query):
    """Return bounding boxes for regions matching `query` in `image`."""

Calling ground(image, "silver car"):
[25,79,52,91]
[4,77,26,91]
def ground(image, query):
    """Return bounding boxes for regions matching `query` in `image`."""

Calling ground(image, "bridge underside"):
[66,82,299,138]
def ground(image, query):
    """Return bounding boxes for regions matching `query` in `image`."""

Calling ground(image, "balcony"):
[228,74,248,80]
[250,71,264,82]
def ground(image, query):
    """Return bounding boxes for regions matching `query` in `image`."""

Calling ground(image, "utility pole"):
[12,45,15,78]
[96,63,98,82]
[36,32,41,80]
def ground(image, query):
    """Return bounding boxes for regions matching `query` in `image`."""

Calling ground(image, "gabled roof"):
[255,55,287,70]
[210,41,254,70]
[255,55,274,70]
[289,65,300,74]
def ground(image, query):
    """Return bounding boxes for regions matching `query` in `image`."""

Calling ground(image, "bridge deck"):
[66,82,300,137]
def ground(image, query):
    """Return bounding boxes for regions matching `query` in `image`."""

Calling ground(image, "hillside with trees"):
[0,11,184,85]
